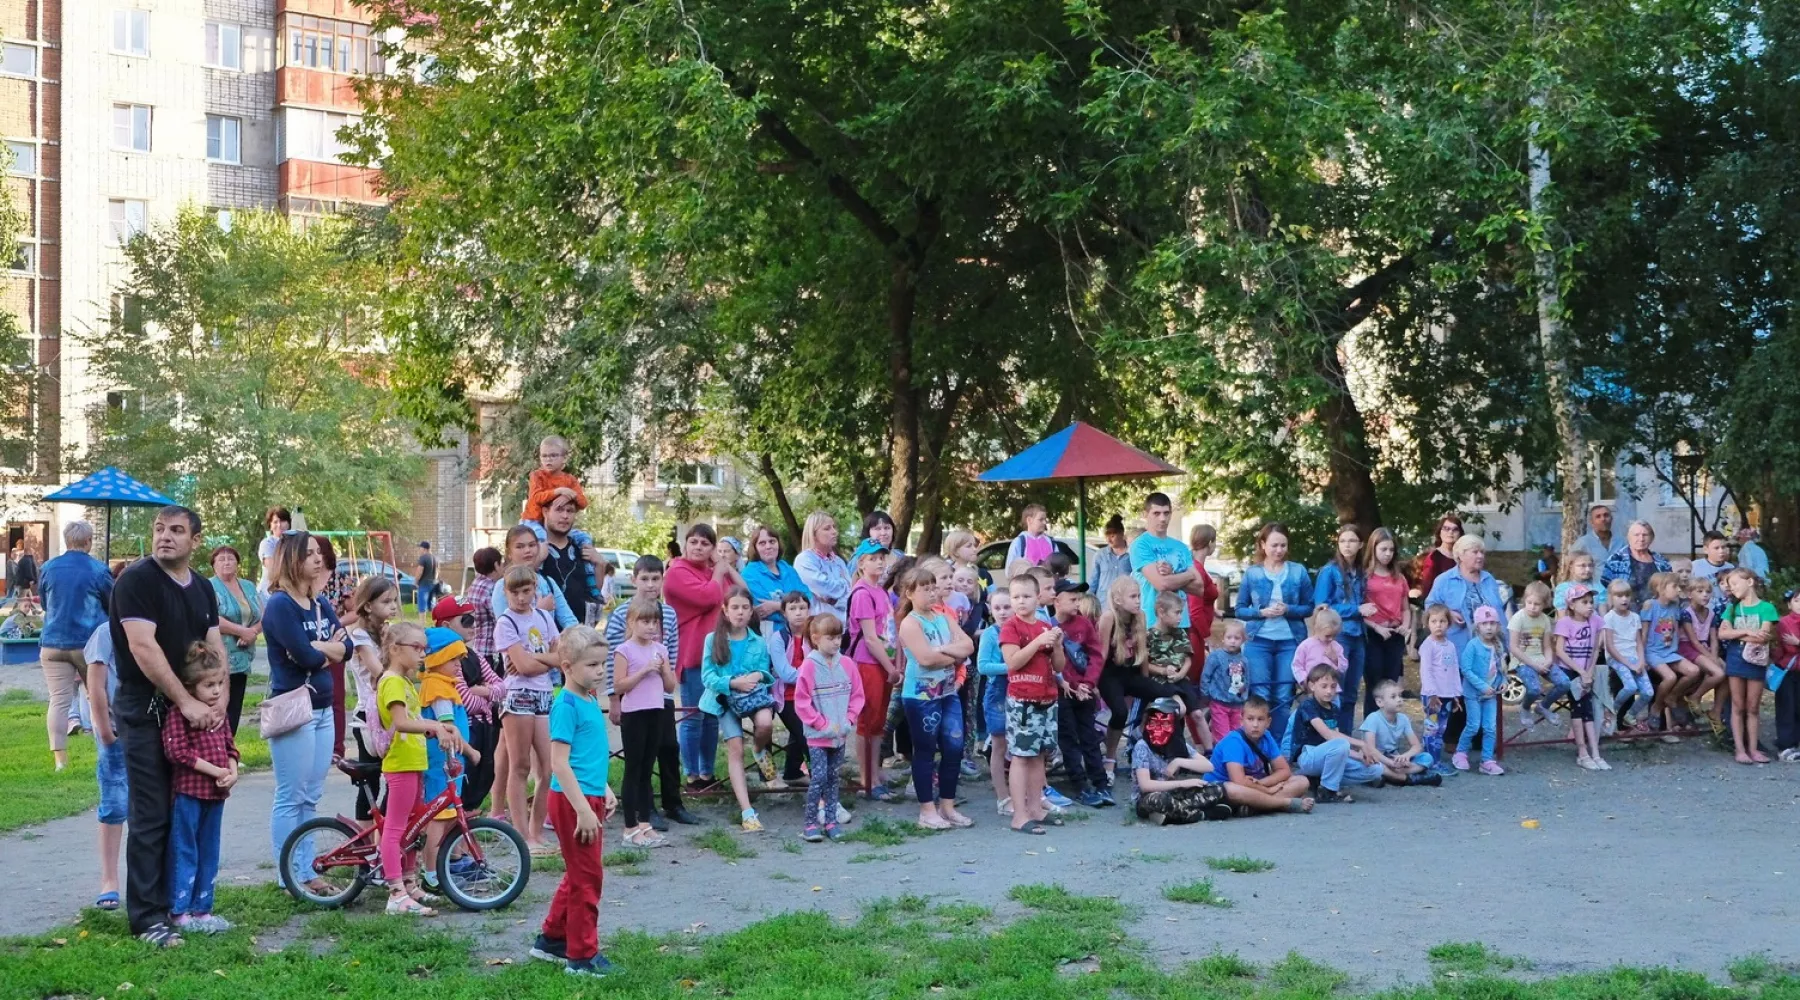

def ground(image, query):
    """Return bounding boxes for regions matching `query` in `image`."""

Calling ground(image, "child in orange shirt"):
[521,435,600,603]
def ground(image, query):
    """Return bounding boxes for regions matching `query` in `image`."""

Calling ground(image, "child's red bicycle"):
[279,757,531,911]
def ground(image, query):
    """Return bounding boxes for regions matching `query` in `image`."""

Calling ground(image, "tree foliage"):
[82,208,424,553]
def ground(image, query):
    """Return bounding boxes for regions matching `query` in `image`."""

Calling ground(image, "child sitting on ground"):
[1509,581,1566,730]
[1555,584,1608,770]
[1201,620,1251,744]
[1291,664,1384,802]
[1204,696,1315,815]
[1455,607,1506,775]
[1357,679,1440,786]
[161,642,240,934]
[794,614,863,842]
[1130,697,1232,824]
[1417,604,1462,777]
[1603,579,1654,734]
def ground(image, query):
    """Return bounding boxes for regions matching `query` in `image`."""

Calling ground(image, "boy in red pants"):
[527,625,618,977]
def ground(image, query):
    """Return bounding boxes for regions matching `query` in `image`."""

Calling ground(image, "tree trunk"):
[756,451,804,553]
[1316,343,1383,534]
[885,254,921,548]
[1529,110,1586,563]
[915,472,946,558]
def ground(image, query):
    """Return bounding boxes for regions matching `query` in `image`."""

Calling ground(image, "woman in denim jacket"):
[1233,522,1314,741]
[1312,524,1373,731]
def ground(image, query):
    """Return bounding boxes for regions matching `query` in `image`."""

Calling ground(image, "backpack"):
[347,628,395,759]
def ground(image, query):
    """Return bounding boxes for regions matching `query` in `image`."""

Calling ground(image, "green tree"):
[81,208,424,552]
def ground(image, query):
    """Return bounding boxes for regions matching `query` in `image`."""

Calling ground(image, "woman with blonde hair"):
[793,511,851,622]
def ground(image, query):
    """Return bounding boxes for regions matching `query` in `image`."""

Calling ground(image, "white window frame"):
[9,241,35,274]
[112,104,152,152]
[1,42,36,78]
[108,199,148,245]
[206,115,241,164]
[112,9,150,57]
[1542,451,1618,510]
[205,22,242,70]
[4,140,35,177]
[279,108,354,164]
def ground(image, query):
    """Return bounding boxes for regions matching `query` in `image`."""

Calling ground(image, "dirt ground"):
[4,714,1798,985]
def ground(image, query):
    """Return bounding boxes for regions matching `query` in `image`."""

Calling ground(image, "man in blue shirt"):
[38,521,114,771]
[1131,492,1195,630]
[1737,526,1770,583]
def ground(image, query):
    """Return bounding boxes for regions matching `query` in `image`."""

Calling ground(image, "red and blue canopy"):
[978,422,1182,483]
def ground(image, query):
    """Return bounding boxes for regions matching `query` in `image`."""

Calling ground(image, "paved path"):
[4,733,1799,983]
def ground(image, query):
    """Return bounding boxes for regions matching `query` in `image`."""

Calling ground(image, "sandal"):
[917,815,953,831]
[943,812,975,829]
[95,891,120,911]
[1041,814,1065,826]
[386,894,437,917]
[1010,822,1047,835]
[529,842,560,858]
[136,922,184,948]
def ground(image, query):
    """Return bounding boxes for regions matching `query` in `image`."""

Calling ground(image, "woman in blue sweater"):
[262,532,349,893]
[1234,523,1314,742]
[1312,524,1373,731]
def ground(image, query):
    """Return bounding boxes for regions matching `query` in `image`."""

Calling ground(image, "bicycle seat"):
[335,757,384,783]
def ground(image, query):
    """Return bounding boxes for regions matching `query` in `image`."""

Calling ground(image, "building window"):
[283,15,384,75]
[658,461,724,489]
[9,242,34,274]
[279,108,355,164]
[206,116,241,163]
[1543,451,1618,510]
[108,199,148,245]
[109,294,145,334]
[112,104,152,152]
[5,141,34,176]
[112,9,151,57]
[205,22,242,70]
[1,42,36,77]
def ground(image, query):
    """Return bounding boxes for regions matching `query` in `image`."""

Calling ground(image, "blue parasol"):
[43,467,176,558]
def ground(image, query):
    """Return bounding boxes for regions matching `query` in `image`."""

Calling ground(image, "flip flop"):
[95,891,120,911]
[1042,814,1065,826]
[1010,823,1047,835]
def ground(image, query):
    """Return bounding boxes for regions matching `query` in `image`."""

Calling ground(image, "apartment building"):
[0,0,390,562]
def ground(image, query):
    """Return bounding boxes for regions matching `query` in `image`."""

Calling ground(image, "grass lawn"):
[0,685,271,833]
[6,880,1792,999]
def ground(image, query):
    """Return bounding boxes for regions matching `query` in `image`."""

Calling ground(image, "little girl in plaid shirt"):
[161,642,240,934]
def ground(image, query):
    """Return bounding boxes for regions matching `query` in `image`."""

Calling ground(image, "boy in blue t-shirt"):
[1204,697,1314,814]
[532,627,618,978]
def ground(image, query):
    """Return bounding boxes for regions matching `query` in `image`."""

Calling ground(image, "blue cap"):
[851,538,890,562]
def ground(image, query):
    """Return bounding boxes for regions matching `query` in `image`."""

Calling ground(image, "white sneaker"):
[1577,757,1602,771]
[1595,758,1613,771]
[836,803,855,824]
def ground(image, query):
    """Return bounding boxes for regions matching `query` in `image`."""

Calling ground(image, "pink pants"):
[379,770,422,884]
[1209,702,1244,745]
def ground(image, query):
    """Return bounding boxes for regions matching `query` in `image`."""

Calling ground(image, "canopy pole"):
[105,506,113,561]
[1076,478,1089,584]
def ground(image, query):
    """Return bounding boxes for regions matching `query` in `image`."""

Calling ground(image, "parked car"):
[333,558,422,606]
[595,548,641,604]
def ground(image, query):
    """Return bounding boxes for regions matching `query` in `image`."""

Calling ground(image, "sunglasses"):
[459,614,475,627]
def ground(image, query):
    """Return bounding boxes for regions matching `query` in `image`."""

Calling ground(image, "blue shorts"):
[96,737,129,825]
[982,675,1009,737]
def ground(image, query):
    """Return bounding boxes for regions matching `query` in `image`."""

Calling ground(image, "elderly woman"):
[1601,520,1672,606]
[208,546,263,735]
[1423,535,1508,654]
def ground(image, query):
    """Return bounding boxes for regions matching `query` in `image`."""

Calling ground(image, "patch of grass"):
[780,838,803,854]
[1,687,35,703]
[849,850,900,864]
[6,881,1796,1000]
[691,827,758,860]
[0,696,273,832]
[1429,941,1525,975]
[607,846,649,876]
[768,871,799,882]
[838,816,931,847]
[1120,850,1177,863]
[1163,878,1233,907]
[1006,883,1127,918]
[1206,854,1277,874]
[1729,956,1776,984]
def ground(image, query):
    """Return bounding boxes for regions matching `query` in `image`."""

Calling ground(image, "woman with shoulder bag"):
[262,532,349,894]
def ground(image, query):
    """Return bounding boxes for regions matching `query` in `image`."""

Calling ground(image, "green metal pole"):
[1077,478,1089,583]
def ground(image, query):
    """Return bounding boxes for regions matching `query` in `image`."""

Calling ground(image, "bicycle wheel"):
[1501,675,1526,705]
[279,817,369,908]
[436,817,530,911]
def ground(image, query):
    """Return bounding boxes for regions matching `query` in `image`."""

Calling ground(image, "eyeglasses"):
[395,642,428,653]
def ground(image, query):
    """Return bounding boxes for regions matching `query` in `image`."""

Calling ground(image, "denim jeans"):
[269,707,333,887]
[1518,665,1571,713]
[1296,738,1384,792]
[902,693,964,804]
[167,793,224,916]
[96,736,129,825]
[1244,636,1299,739]
[677,669,719,779]
[1336,637,1366,732]
[1612,663,1654,717]
[1456,694,1498,761]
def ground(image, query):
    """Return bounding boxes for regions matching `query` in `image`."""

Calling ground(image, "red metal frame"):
[306,758,483,884]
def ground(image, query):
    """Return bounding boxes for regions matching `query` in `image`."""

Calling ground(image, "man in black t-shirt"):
[415,541,439,615]
[109,505,226,947]
[539,493,600,623]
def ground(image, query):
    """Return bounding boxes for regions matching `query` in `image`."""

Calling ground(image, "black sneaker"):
[666,807,703,825]
[1411,772,1444,787]
[1202,803,1235,822]
[566,955,613,977]
[530,934,568,964]
[648,810,670,833]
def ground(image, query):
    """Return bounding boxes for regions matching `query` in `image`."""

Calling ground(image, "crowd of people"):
[23,432,1800,973]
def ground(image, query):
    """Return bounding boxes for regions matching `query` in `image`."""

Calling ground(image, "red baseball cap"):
[431,594,476,623]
